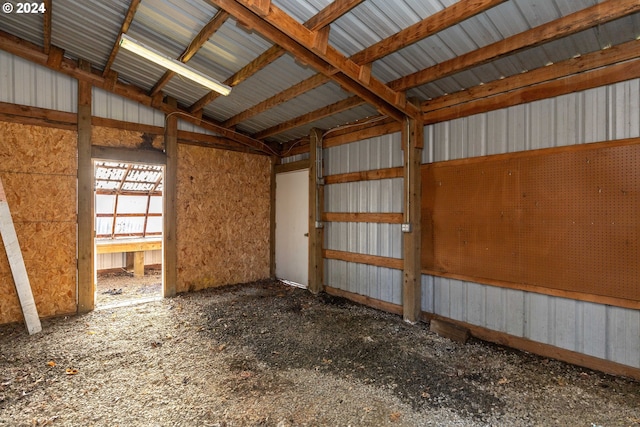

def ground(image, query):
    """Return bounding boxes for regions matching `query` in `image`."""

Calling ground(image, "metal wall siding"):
[324,132,404,304]
[420,78,640,369]
[280,154,309,164]
[92,88,165,126]
[0,50,76,112]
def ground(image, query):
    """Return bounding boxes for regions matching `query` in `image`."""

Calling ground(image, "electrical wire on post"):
[403,117,412,232]
[163,111,279,156]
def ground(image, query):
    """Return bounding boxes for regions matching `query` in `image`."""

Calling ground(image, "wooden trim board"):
[0,178,41,334]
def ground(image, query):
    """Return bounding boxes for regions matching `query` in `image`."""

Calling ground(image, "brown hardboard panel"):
[422,141,640,305]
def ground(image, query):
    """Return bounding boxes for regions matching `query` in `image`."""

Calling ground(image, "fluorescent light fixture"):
[119,34,231,96]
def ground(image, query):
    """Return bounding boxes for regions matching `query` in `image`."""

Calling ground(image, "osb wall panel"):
[422,139,640,307]
[176,145,271,292]
[92,126,163,151]
[0,122,77,324]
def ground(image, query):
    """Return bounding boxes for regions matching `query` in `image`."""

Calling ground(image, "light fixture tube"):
[119,34,231,96]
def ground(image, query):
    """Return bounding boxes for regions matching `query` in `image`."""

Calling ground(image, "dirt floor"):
[1,279,639,427]
[95,268,162,307]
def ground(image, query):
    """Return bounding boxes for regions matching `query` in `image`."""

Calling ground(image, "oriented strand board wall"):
[177,145,271,292]
[0,122,77,323]
[92,126,164,151]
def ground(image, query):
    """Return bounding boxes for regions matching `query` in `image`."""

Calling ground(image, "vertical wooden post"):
[308,128,324,294]
[133,251,145,278]
[269,156,277,279]
[77,60,94,313]
[402,115,423,323]
[163,99,178,297]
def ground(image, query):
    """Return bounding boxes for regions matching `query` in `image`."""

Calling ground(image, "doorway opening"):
[94,161,164,308]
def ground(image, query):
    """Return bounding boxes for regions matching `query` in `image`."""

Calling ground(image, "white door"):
[275,169,309,288]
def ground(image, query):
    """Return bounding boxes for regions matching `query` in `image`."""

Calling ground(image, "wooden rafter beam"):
[103,0,141,77]
[422,39,640,115]
[350,0,505,65]
[305,0,364,31]
[0,30,273,155]
[222,74,330,127]
[189,44,285,112]
[252,95,364,140]
[150,9,230,96]
[190,0,360,114]
[224,0,497,129]
[390,0,640,91]
[207,0,419,121]
[43,0,52,54]
[423,57,640,125]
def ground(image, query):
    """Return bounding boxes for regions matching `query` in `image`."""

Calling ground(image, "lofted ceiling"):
[0,0,639,155]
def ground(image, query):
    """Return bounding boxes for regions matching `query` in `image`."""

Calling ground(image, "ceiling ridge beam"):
[390,0,640,91]
[350,0,506,65]
[103,0,141,77]
[207,0,418,121]
[150,9,230,96]
[0,30,273,155]
[252,95,364,139]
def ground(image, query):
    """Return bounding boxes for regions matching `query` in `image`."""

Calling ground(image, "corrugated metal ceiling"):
[0,0,637,148]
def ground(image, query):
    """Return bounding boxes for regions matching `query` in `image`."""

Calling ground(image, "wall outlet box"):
[401,223,412,233]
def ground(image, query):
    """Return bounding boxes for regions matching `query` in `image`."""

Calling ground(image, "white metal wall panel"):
[0,50,76,112]
[92,88,164,126]
[97,250,162,270]
[420,78,640,369]
[324,133,404,304]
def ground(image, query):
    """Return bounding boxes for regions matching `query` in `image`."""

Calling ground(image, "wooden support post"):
[77,61,94,313]
[163,99,178,297]
[0,178,42,334]
[126,252,134,271]
[402,115,423,323]
[133,251,145,278]
[308,128,324,294]
[269,156,277,278]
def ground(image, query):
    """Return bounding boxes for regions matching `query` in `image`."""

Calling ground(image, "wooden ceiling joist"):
[0,30,273,155]
[390,0,640,92]
[221,0,502,129]
[252,95,365,139]
[424,57,640,125]
[349,0,506,65]
[150,9,230,96]
[304,0,364,31]
[43,0,52,54]
[190,0,362,114]
[207,0,419,122]
[422,39,640,115]
[189,44,286,112]
[222,73,330,127]
[102,0,142,77]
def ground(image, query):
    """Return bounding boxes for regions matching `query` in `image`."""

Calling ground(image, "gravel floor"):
[1,279,639,426]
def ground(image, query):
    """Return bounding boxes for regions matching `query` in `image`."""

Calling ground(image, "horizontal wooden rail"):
[324,166,403,185]
[322,212,403,223]
[323,249,403,270]
[96,238,162,254]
